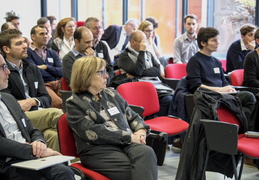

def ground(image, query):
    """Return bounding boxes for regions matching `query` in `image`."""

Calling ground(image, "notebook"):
[11,155,75,170]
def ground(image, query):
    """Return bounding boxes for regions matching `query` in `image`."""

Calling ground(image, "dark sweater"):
[243,50,259,87]
[24,47,62,83]
[187,52,229,93]
[226,39,251,73]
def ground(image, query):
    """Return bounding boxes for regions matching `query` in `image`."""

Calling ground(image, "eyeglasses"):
[96,69,107,77]
[65,25,76,29]
[0,64,8,72]
[144,30,153,33]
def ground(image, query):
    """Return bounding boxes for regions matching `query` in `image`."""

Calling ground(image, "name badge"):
[214,67,220,74]
[21,118,26,127]
[98,53,104,58]
[48,58,54,63]
[34,81,38,89]
[107,107,120,116]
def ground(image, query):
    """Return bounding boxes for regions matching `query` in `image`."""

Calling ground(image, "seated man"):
[25,25,63,109]
[187,27,256,129]
[62,27,95,86]
[226,24,256,73]
[0,54,74,180]
[118,30,173,117]
[0,29,63,152]
[243,28,259,88]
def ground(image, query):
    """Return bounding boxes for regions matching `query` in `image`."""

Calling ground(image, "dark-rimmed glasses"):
[96,69,107,77]
[0,64,8,72]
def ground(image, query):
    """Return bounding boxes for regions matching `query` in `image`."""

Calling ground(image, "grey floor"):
[159,146,259,180]
[75,145,259,180]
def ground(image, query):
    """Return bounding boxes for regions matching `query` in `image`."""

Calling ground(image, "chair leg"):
[231,155,238,180]
[202,150,210,180]
[238,154,245,180]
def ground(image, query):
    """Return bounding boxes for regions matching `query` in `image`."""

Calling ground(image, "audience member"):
[46,15,57,38]
[4,11,20,29]
[173,14,199,64]
[0,54,75,180]
[138,20,165,77]
[226,24,256,73]
[1,22,15,32]
[0,29,63,152]
[85,17,114,80]
[145,16,161,50]
[52,17,76,59]
[243,28,259,87]
[67,56,157,180]
[186,27,256,129]
[37,17,53,47]
[101,18,140,62]
[62,26,95,85]
[118,30,173,116]
[24,25,63,109]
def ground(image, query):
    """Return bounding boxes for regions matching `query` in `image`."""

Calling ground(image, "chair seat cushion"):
[145,116,189,136]
[71,163,110,180]
[238,134,259,158]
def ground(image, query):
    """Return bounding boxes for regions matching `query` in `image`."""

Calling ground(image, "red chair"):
[57,114,110,180]
[76,21,85,27]
[165,63,187,79]
[229,69,244,86]
[61,77,71,91]
[219,59,227,72]
[117,81,189,136]
[201,107,259,179]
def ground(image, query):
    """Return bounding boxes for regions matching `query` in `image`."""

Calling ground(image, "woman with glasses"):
[52,17,76,59]
[138,21,165,77]
[66,56,157,180]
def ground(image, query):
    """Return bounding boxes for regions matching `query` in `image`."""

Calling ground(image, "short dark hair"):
[74,26,87,41]
[184,14,198,23]
[1,22,14,32]
[0,29,22,55]
[37,17,49,25]
[240,24,256,36]
[30,25,46,35]
[46,15,57,25]
[197,27,219,49]
[145,17,159,29]
[5,11,20,22]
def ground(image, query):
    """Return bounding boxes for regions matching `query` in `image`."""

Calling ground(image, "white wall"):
[47,0,72,21]
[0,0,41,39]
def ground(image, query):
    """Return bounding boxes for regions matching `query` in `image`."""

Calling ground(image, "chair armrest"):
[129,105,144,117]
[163,78,179,90]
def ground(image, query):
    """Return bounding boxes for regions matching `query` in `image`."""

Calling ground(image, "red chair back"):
[61,77,71,91]
[230,69,244,86]
[165,63,187,79]
[57,113,78,157]
[76,21,85,27]
[219,59,227,72]
[217,107,241,127]
[117,82,160,117]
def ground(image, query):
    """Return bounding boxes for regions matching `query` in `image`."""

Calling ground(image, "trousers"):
[25,108,63,152]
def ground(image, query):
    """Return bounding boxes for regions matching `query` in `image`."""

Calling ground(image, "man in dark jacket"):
[0,53,74,180]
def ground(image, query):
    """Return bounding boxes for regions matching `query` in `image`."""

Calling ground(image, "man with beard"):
[62,26,94,85]
[173,14,199,64]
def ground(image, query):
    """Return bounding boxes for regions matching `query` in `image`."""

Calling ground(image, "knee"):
[51,164,75,179]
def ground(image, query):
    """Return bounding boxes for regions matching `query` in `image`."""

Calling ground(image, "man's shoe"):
[172,138,182,153]
[244,158,257,168]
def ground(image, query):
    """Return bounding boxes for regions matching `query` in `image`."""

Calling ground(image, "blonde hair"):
[138,20,153,32]
[70,56,106,93]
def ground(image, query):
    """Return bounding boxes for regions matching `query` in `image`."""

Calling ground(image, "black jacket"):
[176,88,248,180]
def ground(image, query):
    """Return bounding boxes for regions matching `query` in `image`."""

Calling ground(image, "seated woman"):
[66,56,157,180]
